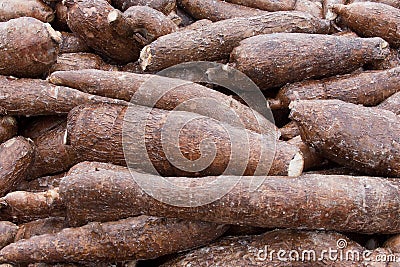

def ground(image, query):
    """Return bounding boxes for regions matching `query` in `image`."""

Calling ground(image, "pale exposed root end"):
[63,129,68,145]
[107,10,120,24]
[47,73,63,86]
[139,46,152,71]
[288,152,304,177]
[45,23,62,44]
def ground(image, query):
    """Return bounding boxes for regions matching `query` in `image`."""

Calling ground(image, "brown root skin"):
[48,69,277,135]
[15,173,65,192]
[177,0,266,22]
[0,17,60,78]
[60,170,400,233]
[287,135,326,171]
[290,99,400,177]
[49,53,118,74]
[0,0,55,23]
[347,0,400,8]
[384,235,400,253]
[65,0,141,64]
[0,216,228,263]
[112,0,177,14]
[53,2,69,31]
[20,115,66,140]
[279,121,300,141]
[294,0,323,19]
[180,18,212,31]
[0,188,65,223]
[0,137,35,197]
[66,103,278,177]
[332,2,400,47]
[0,116,17,144]
[0,76,128,116]
[109,6,178,45]
[367,48,400,70]
[59,32,91,54]
[28,122,78,180]
[269,141,304,176]
[275,67,400,108]
[66,161,128,176]
[230,33,389,90]
[0,221,17,250]
[139,11,331,72]
[161,229,363,266]
[14,217,67,242]
[377,91,400,115]
[224,0,296,11]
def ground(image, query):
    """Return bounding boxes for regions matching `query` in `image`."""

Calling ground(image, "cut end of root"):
[107,10,120,24]
[63,129,68,145]
[45,23,62,44]
[268,99,283,110]
[139,46,152,71]
[288,152,304,177]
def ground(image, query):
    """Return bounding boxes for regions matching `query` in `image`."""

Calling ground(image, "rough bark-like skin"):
[306,167,364,176]
[59,32,91,54]
[180,18,212,31]
[0,221,17,250]
[0,189,65,223]
[60,170,400,233]
[66,104,278,177]
[332,2,400,47]
[294,0,323,19]
[0,0,55,22]
[275,67,400,108]
[0,117,17,144]
[139,11,331,71]
[116,6,178,43]
[177,0,266,22]
[384,235,400,253]
[0,17,60,78]
[224,0,296,11]
[367,48,400,70]
[20,115,66,140]
[65,0,141,64]
[377,91,400,115]
[66,161,128,176]
[49,69,277,134]
[230,33,389,90]
[161,230,363,266]
[287,135,325,171]
[348,0,400,8]
[0,76,127,116]
[0,216,228,263]
[16,173,65,192]
[112,0,177,14]
[280,121,300,140]
[49,53,118,73]
[15,217,66,242]
[28,122,78,180]
[290,100,400,177]
[0,137,34,197]
[269,140,303,176]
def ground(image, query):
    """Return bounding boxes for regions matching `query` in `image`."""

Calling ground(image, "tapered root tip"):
[139,46,152,71]
[288,152,304,177]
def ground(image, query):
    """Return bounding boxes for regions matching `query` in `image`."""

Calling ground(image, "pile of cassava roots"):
[0,0,400,266]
